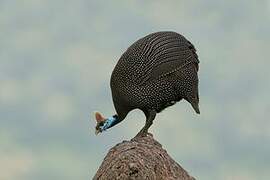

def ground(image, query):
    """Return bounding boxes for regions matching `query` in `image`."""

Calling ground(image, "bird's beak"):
[95,129,101,135]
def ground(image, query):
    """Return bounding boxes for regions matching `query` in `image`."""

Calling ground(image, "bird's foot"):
[135,109,156,138]
[135,132,147,138]
[135,128,149,138]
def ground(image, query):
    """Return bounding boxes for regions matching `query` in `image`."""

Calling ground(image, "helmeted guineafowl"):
[95,31,200,136]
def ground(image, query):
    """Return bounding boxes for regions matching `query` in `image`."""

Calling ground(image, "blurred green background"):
[1,1,269,180]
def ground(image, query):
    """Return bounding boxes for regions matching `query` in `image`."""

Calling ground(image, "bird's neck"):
[109,108,130,126]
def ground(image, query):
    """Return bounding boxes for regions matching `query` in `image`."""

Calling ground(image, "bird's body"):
[95,31,200,136]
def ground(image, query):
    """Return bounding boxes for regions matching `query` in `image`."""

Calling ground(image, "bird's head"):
[94,111,106,135]
[94,111,118,135]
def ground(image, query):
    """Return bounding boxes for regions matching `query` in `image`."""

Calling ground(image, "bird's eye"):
[99,121,104,126]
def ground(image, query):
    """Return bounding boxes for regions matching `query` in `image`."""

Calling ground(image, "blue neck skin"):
[100,115,120,132]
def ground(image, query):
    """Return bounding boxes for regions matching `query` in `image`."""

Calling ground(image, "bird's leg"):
[136,110,156,137]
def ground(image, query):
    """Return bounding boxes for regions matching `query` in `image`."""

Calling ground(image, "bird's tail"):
[190,102,200,114]
[185,90,200,114]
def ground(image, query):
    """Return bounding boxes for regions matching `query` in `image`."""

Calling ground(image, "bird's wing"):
[138,38,199,85]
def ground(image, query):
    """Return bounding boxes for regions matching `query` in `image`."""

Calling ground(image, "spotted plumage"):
[95,31,200,136]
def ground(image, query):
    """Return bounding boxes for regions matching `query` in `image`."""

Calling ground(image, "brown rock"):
[93,133,196,180]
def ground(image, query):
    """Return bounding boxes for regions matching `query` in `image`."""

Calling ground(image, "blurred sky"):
[1,1,270,180]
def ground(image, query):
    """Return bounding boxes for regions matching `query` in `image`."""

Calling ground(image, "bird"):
[95,31,200,136]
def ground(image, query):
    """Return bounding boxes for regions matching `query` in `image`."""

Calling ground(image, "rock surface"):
[93,133,195,180]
